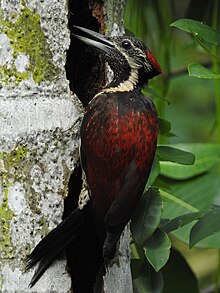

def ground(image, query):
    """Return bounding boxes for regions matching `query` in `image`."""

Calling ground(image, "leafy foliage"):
[126,1,220,292]
[188,63,220,79]
[190,206,220,248]
[160,143,220,179]
[170,18,220,46]
[132,189,163,246]
[144,229,171,272]
[156,146,195,165]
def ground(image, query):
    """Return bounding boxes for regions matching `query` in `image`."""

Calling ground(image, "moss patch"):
[0,180,14,258]
[0,146,28,171]
[0,65,29,85]
[0,274,4,290]
[0,4,60,84]
[0,146,28,257]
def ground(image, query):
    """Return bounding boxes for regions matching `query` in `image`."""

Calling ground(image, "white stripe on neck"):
[95,67,138,97]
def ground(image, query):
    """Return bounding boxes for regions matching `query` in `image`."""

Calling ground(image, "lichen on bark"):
[0,146,27,258]
[0,2,60,85]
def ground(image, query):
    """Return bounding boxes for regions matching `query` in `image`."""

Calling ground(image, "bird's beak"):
[72,26,114,53]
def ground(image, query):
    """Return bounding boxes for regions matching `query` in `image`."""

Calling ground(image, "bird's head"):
[72,26,161,88]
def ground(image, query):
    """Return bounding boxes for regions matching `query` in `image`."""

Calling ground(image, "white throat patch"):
[95,67,138,98]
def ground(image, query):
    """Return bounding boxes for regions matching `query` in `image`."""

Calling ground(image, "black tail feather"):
[66,224,103,293]
[26,206,93,288]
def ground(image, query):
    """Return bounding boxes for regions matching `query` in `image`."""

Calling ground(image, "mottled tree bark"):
[0,0,132,292]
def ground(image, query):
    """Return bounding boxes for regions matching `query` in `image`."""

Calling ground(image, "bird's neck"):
[95,67,141,97]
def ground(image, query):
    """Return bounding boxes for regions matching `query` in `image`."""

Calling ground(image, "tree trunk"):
[0,0,133,292]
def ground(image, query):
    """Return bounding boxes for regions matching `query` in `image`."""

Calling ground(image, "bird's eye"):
[121,40,132,49]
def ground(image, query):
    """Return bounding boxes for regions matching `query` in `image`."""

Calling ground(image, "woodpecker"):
[26,26,161,292]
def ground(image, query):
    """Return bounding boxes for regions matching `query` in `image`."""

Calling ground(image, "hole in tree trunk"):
[65,0,106,107]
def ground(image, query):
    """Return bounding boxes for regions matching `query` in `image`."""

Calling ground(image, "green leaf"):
[144,229,171,272]
[170,18,220,46]
[188,63,220,79]
[158,118,175,137]
[162,172,220,248]
[131,242,146,260]
[190,205,220,248]
[133,261,164,293]
[156,146,195,165]
[153,177,170,190]
[190,32,220,61]
[131,189,163,246]
[158,118,171,135]
[146,157,160,189]
[162,173,219,218]
[160,143,220,179]
[162,249,199,293]
[161,210,205,233]
[160,189,198,213]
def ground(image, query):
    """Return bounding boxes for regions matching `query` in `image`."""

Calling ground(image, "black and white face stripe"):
[115,38,153,71]
[95,39,152,96]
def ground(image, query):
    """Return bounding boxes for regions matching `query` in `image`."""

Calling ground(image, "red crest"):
[146,50,162,73]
